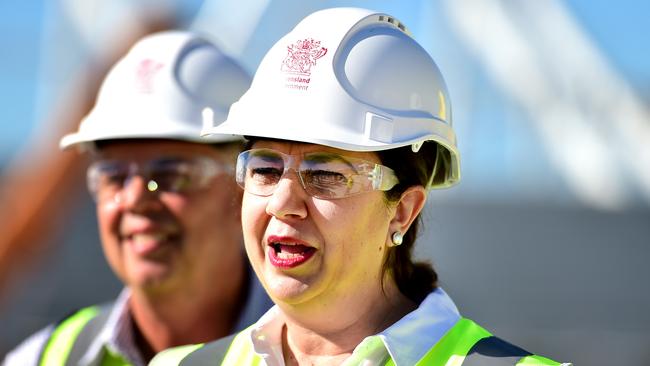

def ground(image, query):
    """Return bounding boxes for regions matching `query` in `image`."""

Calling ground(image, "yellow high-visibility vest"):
[39,305,131,366]
[152,318,566,365]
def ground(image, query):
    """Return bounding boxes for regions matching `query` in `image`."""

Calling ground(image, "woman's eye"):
[251,167,283,184]
[304,170,349,186]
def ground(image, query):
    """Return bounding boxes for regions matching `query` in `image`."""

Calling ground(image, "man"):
[3,30,271,366]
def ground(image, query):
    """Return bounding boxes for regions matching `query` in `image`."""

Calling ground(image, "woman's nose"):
[265,170,308,220]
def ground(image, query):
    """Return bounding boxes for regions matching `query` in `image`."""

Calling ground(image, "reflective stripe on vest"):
[151,344,205,366]
[178,334,235,366]
[517,355,567,365]
[38,304,132,366]
[39,306,100,366]
[170,318,563,365]
[416,318,492,365]
[214,329,261,366]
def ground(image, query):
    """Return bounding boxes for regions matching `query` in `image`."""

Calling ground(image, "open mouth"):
[126,232,177,256]
[267,237,316,268]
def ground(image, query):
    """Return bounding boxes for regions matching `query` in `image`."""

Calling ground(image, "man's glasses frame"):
[87,156,233,202]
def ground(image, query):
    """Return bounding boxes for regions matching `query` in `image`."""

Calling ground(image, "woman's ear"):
[390,185,427,234]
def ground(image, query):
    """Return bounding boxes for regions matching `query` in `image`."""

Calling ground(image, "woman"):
[152,7,569,366]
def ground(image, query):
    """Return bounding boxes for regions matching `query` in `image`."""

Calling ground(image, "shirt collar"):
[79,288,145,366]
[248,287,460,366]
[250,307,286,366]
[378,287,460,366]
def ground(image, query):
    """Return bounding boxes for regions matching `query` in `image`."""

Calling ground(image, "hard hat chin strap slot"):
[365,112,394,143]
[426,151,439,189]
[411,141,423,152]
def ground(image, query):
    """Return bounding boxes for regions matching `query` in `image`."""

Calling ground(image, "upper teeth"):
[272,241,299,245]
[132,233,166,242]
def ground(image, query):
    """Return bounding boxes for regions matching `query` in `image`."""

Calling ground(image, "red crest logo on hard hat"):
[281,38,328,76]
[135,59,164,94]
[282,39,327,91]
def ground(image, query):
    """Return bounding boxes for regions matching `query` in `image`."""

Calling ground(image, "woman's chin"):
[264,275,320,306]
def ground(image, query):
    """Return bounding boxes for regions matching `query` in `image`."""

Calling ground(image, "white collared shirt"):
[248,288,461,366]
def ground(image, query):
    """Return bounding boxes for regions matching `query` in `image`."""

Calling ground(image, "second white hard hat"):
[203,7,460,188]
[60,30,250,150]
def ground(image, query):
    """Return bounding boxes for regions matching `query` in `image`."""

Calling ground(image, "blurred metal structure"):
[0,0,181,337]
[443,0,650,210]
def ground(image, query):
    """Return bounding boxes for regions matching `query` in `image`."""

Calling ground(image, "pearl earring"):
[391,231,403,246]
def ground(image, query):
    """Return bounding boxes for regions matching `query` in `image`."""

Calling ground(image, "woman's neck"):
[280,283,417,366]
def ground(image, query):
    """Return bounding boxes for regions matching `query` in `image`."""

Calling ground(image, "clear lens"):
[87,160,129,200]
[147,158,195,192]
[87,157,229,201]
[236,149,399,199]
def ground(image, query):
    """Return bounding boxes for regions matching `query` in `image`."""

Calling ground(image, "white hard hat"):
[60,30,250,150]
[204,7,459,188]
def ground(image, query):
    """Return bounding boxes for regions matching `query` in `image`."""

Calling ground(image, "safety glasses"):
[87,156,233,202]
[236,148,399,199]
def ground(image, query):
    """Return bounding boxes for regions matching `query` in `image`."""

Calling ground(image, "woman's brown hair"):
[377,141,441,305]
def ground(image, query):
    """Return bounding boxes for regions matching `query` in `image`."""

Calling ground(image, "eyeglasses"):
[235,148,399,199]
[87,156,233,202]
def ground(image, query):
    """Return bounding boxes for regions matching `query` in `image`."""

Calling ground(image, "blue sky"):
[566,0,650,92]
[0,1,648,207]
[0,1,45,158]
[1,1,648,155]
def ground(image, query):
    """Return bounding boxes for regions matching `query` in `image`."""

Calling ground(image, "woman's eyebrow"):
[251,150,284,162]
[304,152,357,170]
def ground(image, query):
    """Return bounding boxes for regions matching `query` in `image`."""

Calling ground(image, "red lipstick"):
[267,235,316,268]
